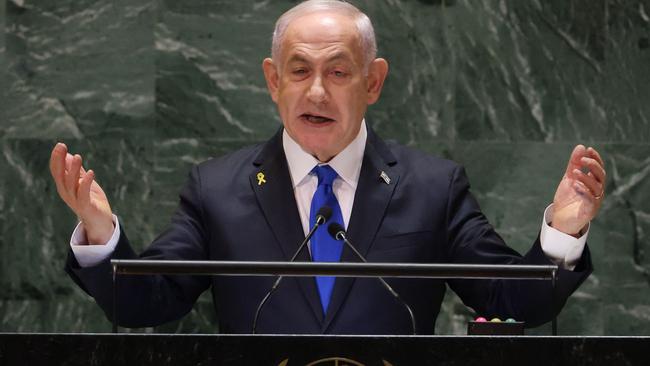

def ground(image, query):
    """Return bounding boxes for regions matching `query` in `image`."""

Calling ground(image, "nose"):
[306,76,327,105]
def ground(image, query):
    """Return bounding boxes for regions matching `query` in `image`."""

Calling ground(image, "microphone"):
[252,206,332,333]
[327,223,418,335]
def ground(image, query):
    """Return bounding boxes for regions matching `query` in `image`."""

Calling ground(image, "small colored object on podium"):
[468,316,525,335]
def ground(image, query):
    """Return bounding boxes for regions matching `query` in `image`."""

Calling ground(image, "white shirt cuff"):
[70,214,121,267]
[540,204,588,271]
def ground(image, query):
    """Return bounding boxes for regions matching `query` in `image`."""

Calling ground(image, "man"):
[50,0,605,334]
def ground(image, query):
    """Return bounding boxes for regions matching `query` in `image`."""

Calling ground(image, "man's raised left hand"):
[551,145,606,236]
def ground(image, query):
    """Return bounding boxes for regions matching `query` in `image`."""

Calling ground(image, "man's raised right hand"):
[49,142,114,245]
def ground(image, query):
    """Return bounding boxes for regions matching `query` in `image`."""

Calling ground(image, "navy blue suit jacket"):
[66,127,591,334]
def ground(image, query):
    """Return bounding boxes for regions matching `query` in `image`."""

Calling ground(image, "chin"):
[301,139,338,161]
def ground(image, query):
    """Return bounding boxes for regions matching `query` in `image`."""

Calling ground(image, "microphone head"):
[327,222,345,241]
[316,206,333,224]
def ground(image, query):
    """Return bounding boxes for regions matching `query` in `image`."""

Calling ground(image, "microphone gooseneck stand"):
[251,206,332,334]
[327,223,418,335]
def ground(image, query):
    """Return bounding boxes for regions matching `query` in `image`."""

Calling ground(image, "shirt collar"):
[283,119,367,189]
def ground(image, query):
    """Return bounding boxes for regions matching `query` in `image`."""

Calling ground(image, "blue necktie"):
[309,165,344,314]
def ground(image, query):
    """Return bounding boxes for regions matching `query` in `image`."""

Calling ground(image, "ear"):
[262,58,280,103]
[366,58,389,105]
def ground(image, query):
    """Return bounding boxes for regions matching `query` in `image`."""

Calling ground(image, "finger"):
[65,152,74,173]
[573,180,591,195]
[70,154,83,195]
[587,147,605,168]
[580,156,606,184]
[50,142,67,180]
[78,165,87,181]
[565,144,587,176]
[587,172,604,196]
[77,169,94,210]
[64,154,83,197]
[573,168,603,197]
[66,153,87,177]
[573,180,592,197]
[50,143,70,199]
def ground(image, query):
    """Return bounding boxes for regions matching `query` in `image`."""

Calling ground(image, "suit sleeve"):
[65,166,212,328]
[444,165,592,327]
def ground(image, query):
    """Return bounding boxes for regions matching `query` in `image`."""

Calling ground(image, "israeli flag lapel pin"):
[380,171,391,185]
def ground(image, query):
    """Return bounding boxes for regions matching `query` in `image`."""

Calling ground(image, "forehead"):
[281,12,363,64]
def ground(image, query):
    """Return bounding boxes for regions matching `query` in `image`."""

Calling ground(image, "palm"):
[76,177,112,223]
[553,174,595,232]
[551,145,606,235]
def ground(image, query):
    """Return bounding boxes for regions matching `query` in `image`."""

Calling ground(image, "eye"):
[332,70,347,78]
[293,68,307,75]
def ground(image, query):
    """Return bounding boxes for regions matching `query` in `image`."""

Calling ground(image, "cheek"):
[339,91,367,119]
[340,82,367,106]
[278,88,303,110]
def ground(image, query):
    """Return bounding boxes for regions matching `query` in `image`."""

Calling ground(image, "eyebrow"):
[286,52,354,65]
[286,54,310,64]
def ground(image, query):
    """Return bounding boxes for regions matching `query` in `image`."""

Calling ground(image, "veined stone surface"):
[1,0,648,335]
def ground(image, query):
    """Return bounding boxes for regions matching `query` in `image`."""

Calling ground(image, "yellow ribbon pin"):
[257,172,267,186]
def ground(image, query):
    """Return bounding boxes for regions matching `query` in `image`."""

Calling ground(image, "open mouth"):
[300,113,335,124]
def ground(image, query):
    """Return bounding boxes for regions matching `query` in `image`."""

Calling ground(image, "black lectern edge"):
[109,260,559,335]
[3,333,649,341]
[111,260,558,279]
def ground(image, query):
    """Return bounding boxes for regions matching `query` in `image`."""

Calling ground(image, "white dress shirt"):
[71,120,588,269]
[283,120,366,239]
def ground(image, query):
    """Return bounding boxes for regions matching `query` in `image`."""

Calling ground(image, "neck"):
[314,153,335,163]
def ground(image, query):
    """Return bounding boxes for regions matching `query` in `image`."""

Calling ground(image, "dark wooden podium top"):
[1,333,648,365]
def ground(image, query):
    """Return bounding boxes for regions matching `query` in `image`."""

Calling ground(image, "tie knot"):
[313,165,338,186]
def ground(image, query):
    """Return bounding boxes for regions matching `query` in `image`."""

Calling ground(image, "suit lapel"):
[249,129,324,324]
[322,128,401,332]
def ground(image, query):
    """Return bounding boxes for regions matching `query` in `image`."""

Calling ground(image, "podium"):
[110,260,560,334]
[0,333,647,365]
[1,261,644,365]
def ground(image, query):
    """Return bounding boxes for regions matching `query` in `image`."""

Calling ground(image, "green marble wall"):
[1,0,648,334]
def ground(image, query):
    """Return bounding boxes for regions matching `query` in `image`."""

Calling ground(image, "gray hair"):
[271,0,377,71]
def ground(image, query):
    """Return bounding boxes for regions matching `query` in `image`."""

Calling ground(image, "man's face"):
[263,12,386,162]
